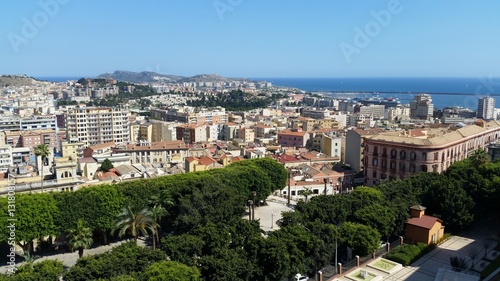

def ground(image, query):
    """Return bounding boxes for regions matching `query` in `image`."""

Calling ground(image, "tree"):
[301,187,313,202]
[113,206,154,243]
[100,158,114,172]
[145,261,200,281]
[53,185,124,245]
[339,222,380,257]
[64,242,167,281]
[450,255,468,272]
[12,260,64,281]
[150,204,167,250]
[67,219,93,259]
[470,148,489,166]
[34,144,50,193]
[15,193,59,253]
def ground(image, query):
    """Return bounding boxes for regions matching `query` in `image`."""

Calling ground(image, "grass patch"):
[481,255,500,279]
[372,259,396,271]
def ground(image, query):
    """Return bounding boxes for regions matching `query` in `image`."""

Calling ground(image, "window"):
[391,149,397,158]
[381,159,387,168]
[400,150,406,160]
[409,164,416,173]
[390,161,396,169]
[381,173,387,180]
[434,152,439,161]
[410,152,417,160]
[365,145,369,152]
[372,158,378,166]
[372,170,377,178]
[399,163,405,172]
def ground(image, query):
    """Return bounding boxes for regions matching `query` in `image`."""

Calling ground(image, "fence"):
[320,238,403,280]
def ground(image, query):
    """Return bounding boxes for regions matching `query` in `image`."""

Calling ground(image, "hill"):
[0,75,39,87]
[97,70,184,83]
[97,70,248,84]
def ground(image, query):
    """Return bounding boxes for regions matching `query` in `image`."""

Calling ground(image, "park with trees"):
[0,153,499,280]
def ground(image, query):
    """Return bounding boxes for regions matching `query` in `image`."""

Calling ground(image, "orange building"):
[405,205,444,245]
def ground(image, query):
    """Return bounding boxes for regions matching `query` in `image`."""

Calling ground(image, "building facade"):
[477,97,495,119]
[65,106,130,146]
[362,121,500,186]
[410,94,434,120]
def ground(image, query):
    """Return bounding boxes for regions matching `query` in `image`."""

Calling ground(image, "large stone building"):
[410,94,434,120]
[65,105,130,146]
[345,128,384,173]
[362,120,500,186]
[113,140,189,165]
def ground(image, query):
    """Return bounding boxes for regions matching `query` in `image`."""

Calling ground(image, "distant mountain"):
[0,75,39,87]
[97,71,249,84]
[97,70,185,83]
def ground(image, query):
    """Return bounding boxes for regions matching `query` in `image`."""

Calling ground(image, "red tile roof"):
[406,215,442,230]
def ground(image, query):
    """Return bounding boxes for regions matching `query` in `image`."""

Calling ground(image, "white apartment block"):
[65,106,130,147]
[359,104,385,117]
[0,145,13,173]
[477,97,495,119]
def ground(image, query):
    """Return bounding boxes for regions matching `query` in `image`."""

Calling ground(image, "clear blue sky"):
[1,0,499,78]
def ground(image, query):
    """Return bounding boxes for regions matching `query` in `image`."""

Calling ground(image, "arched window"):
[400,150,406,160]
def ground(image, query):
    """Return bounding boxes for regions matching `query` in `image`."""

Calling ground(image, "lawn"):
[481,255,500,279]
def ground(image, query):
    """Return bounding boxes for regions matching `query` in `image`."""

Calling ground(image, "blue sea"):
[255,77,500,110]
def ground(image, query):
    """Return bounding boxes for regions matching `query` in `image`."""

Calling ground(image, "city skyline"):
[1,1,500,78]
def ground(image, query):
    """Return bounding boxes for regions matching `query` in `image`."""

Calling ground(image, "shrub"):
[385,243,434,266]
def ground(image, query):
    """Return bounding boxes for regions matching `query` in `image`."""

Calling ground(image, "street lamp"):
[271,212,275,229]
[251,191,257,221]
[287,167,291,205]
[247,200,253,221]
[294,182,297,201]
[323,178,328,195]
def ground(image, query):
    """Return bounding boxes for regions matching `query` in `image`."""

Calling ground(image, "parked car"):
[294,273,309,281]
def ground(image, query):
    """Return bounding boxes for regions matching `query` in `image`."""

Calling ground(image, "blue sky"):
[1,0,500,78]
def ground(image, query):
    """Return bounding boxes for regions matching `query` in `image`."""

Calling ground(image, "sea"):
[254,77,500,110]
[37,76,500,110]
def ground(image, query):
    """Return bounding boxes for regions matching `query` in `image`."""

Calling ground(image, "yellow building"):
[405,205,445,245]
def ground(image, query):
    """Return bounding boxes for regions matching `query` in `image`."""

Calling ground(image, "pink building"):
[277,129,310,148]
[362,121,500,186]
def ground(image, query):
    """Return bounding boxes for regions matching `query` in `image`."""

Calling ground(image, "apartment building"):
[151,106,228,124]
[0,115,57,131]
[3,129,56,151]
[65,106,130,146]
[277,129,310,148]
[362,120,500,186]
[151,121,179,142]
[176,124,208,144]
[477,97,495,119]
[345,128,384,173]
[113,140,189,165]
[0,145,13,173]
[252,123,274,138]
[410,94,434,120]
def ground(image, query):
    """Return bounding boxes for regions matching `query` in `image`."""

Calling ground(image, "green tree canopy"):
[145,261,200,281]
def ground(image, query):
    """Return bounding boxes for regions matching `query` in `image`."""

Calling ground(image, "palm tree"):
[149,204,167,250]
[67,219,93,259]
[21,251,40,264]
[34,144,50,193]
[112,206,155,243]
[301,187,313,202]
[470,148,489,166]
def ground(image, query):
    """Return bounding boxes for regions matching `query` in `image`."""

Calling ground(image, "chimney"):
[410,205,426,218]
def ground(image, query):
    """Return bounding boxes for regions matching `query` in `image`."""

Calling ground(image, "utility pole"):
[287,167,291,205]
